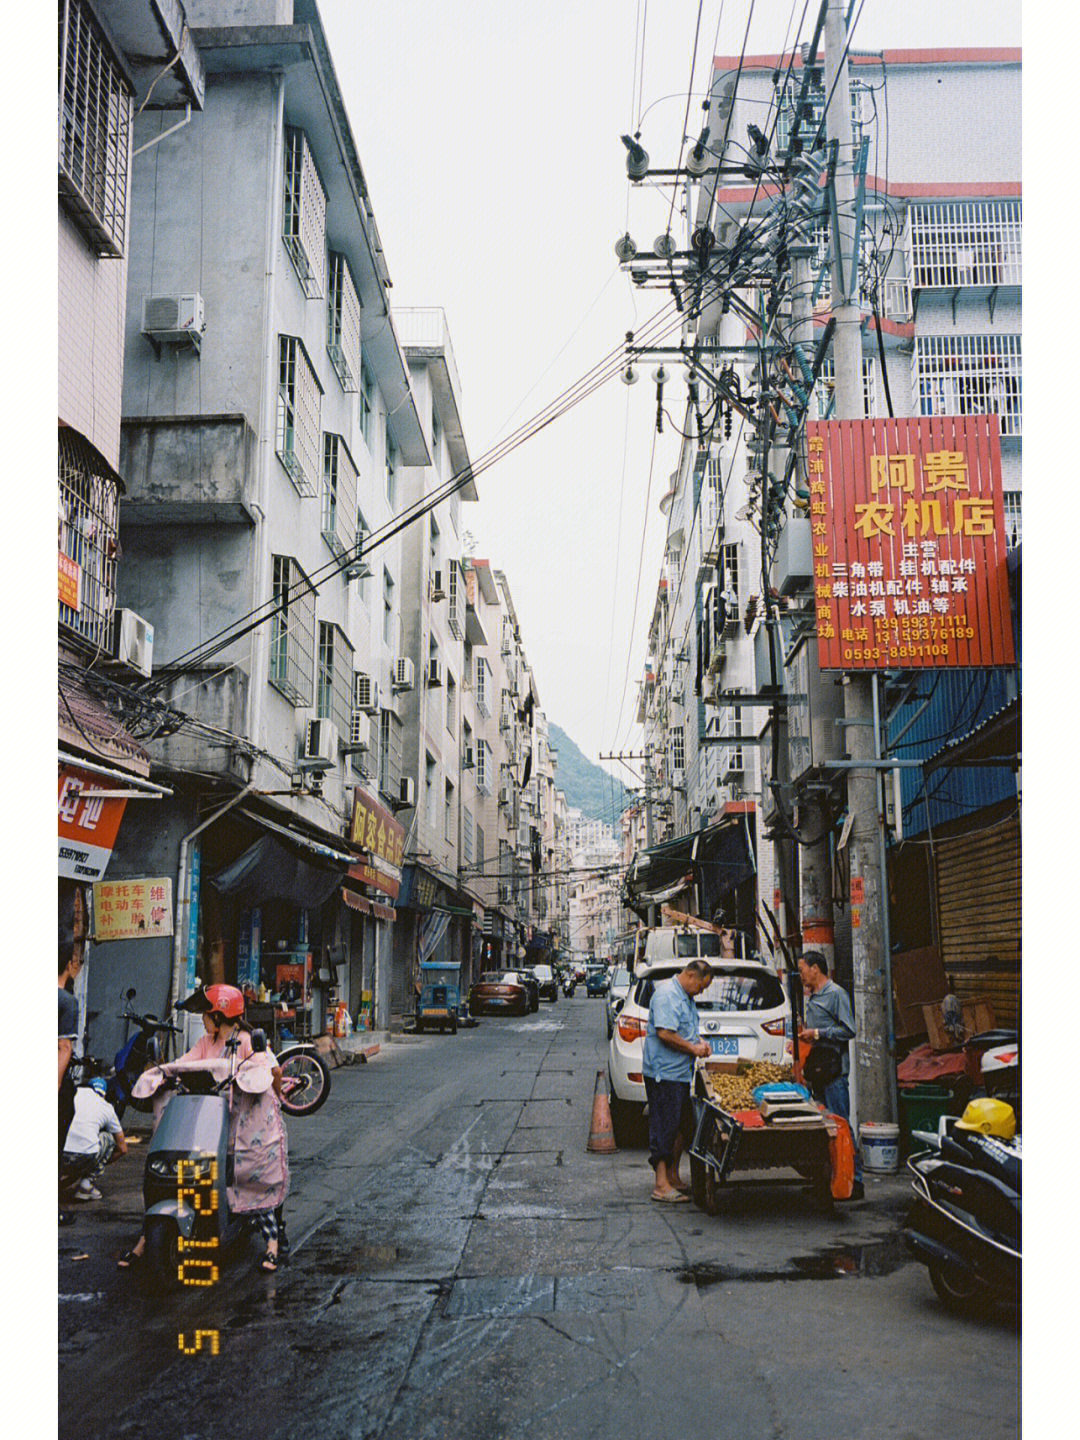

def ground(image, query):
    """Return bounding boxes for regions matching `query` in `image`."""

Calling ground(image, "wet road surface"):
[58,997,1018,1440]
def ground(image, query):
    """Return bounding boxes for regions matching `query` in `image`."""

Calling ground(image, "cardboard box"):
[921,999,995,1052]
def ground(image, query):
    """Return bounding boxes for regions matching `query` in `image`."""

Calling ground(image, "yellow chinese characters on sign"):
[93,878,174,942]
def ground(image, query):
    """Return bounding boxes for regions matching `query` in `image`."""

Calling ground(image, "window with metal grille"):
[326,251,361,390]
[316,622,353,736]
[322,433,358,559]
[360,362,374,448]
[463,806,475,865]
[476,740,493,795]
[425,754,438,834]
[379,708,403,799]
[720,543,741,619]
[809,222,873,310]
[724,691,745,773]
[907,201,1022,290]
[671,724,686,774]
[283,127,327,298]
[269,556,316,705]
[476,657,491,718]
[447,561,462,638]
[354,699,379,778]
[58,427,120,651]
[1003,491,1022,549]
[774,71,868,154]
[915,334,1022,437]
[58,0,132,257]
[812,356,877,419]
[277,335,323,496]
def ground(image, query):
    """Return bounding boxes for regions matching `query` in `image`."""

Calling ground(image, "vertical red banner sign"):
[806,416,1016,671]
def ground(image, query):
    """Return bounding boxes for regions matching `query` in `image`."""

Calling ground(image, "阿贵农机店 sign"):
[806,416,1015,671]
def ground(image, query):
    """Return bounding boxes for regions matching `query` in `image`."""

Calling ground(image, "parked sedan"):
[468,971,530,1017]
[604,966,633,1039]
[531,963,559,1003]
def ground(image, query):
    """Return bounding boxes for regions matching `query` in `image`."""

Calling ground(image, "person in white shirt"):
[60,1076,127,1202]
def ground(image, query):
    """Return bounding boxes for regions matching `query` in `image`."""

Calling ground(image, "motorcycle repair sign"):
[93,877,174,941]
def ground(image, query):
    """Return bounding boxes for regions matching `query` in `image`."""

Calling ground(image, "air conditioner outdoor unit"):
[393,656,415,691]
[142,293,205,351]
[354,673,381,713]
[499,783,513,808]
[109,609,154,677]
[427,657,443,687]
[343,711,372,753]
[463,746,475,770]
[671,768,686,791]
[399,776,416,807]
[430,570,445,601]
[300,718,338,770]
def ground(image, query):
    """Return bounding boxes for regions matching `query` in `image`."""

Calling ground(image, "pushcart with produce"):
[687,1057,855,1214]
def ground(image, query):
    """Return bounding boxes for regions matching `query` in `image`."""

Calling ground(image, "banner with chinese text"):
[348,788,405,899]
[807,416,1015,670]
[93,877,174,941]
[58,766,128,881]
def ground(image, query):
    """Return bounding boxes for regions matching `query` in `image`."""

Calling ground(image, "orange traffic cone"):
[586,1069,617,1154]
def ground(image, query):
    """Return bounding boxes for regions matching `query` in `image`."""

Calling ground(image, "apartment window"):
[476,657,491,717]
[58,426,120,651]
[59,0,132,257]
[463,806,475,865]
[720,543,741,611]
[316,622,354,737]
[446,673,457,735]
[671,724,686,775]
[386,431,398,509]
[283,127,327,299]
[774,69,868,154]
[915,334,1022,437]
[447,561,462,639]
[360,362,374,447]
[813,356,877,420]
[355,508,371,601]
[425,754,438,833]
[907,201,1022,290]
[1003,491,1022,549]
[277,335,323,496]
[322,434,359,558]
[725,691,745,775]
[445,779,455,843]
[379,709,403,799]
[326,251,361,391]
[269,556,316,705]
[376,571,391,650]
[476,740,493,795]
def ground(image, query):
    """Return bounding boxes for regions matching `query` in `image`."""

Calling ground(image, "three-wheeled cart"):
[416,962,461,1034]
[687,1059,837,1214]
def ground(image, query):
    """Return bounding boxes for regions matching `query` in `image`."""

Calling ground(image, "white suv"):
[606,932,792,1147]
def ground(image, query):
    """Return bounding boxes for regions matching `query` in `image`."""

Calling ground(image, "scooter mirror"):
[251,1027,267,1053]
[126,988,137,1000]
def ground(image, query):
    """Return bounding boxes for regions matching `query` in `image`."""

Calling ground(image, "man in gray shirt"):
[797,950,863,1196]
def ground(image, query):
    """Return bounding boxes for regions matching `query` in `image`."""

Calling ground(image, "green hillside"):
[548,724,632,827]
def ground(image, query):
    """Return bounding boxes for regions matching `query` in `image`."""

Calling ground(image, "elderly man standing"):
[642,958,714,1202]
[797,949,864,1199]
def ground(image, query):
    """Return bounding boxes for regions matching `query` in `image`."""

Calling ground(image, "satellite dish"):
[735,503,755,522]
[614,232,637,263]
[654,233,677,259]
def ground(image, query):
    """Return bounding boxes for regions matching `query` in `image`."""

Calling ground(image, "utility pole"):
[824,0,896,1126]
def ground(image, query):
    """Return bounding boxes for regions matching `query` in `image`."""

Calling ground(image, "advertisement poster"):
[93,877,173,942]
[806,416,1015,671]
[58,766,129,881]
[348,787,405,899]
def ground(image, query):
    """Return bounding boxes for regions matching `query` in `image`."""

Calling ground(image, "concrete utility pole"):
[823,0,895,1126]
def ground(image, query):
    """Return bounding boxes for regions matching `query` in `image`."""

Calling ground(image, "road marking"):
[59,1293,105,1303]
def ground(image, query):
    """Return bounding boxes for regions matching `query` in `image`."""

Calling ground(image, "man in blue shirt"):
[797,949,864,1197]
[642,959,714,1202]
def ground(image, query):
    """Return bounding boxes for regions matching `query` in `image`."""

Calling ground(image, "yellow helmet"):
[954,1098,1016,1140]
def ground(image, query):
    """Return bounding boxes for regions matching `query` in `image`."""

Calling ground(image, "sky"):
[317,0,1023,775]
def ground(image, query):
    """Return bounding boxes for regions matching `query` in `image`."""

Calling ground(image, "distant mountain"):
[548,723,632,827]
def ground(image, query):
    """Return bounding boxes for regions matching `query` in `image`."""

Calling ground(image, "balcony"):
[120,415,259,525]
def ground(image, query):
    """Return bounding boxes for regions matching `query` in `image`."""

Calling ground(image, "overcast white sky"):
[318,0,1023,775]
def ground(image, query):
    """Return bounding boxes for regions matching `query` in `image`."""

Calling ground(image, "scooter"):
[131,1031,276,1288]
[109,988,180,1120]
[561,975,576,997]
[903,1113,1020,1313]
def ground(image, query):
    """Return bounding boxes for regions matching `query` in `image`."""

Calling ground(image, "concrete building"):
[628,46,1021,1009]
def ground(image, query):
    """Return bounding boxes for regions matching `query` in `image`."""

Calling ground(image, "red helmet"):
[203,983,245,1019]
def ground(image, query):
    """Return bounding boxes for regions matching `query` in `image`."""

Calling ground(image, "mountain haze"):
[548,724,632,827]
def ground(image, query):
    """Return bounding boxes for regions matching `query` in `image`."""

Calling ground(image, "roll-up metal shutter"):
[933,813,1020,1027]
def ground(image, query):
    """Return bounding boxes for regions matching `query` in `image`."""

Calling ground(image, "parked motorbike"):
[903,1102,1020,1314]
[110,989,180,1120]
[131,1031,277,1289]
[275,1041,331,1116]
[561,975,576,997]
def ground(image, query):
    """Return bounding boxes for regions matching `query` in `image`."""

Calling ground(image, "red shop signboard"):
[807,416,1016,671]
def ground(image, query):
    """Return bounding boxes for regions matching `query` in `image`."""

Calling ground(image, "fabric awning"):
[625,818,756,918]
[211,810,357,909]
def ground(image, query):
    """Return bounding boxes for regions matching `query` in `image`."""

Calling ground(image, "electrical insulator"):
[724,406,733,440]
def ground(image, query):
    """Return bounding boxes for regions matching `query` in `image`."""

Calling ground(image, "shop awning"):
[923,697,1020,775]
[210,810,357,909]
[624,818,756,918]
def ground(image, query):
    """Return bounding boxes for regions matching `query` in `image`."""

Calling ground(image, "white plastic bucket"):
[860,1121,900,1173]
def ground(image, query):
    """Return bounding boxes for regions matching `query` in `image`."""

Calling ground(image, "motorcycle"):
[561,974,576,997]
[131,1030,281,1288]
[275,1040,331,1116]
[903,1111,1020,1314]
[109,988,180,1120]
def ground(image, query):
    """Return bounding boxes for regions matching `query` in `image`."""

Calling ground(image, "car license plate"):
[709,1036,739,1055]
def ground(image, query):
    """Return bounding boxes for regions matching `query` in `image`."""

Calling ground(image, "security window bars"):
[907,201,1022,290]
[59,0,132,257]
[476,740,493,796]
[58,427,120,650]
[775,71,867,155]
[269,556,316,706]
[1003,491,1022,550]
[379,708,403,799]
[447,561,462,638]
[316,622,353,737]
[326,252,361,391]
[463,806,475,865]
[915,334,1022,437]
[277,336,323,496]
[723,695,745,775]
[720,543,741,611]
[476,657,491,718]
[813,356,877,419]
[283,127,327,299]
[322,433,359,559]
[671,724,686,774]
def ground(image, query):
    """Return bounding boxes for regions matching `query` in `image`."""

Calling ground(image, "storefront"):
[340,787,404,1031]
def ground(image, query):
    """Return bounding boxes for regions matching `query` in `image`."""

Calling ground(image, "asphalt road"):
[58,996,1018,1440]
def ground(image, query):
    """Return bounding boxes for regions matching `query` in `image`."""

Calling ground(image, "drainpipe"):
[171,784,255,1038]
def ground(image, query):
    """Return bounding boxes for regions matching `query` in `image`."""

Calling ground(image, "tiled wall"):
[58,211,128,469]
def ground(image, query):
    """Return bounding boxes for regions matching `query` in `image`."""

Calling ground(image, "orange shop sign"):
[59,552,81,611]
[347,788,405,900]
[806,416,1015,671]
[93,878,174,942]
[58,766,128,881]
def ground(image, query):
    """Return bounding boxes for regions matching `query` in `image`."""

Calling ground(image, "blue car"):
[585,966,609,997]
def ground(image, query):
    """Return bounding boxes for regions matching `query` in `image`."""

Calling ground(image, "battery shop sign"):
[807,416,1015,671]
[58,766,128,881]
[347,789,405,900]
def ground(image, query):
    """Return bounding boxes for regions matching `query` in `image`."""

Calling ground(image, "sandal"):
[260,1250,278,1273]
[117,1249,144,1268]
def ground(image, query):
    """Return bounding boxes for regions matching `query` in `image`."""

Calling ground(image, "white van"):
[629,925,730,977]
